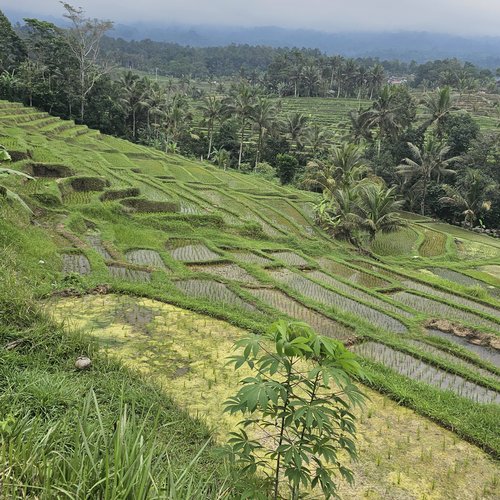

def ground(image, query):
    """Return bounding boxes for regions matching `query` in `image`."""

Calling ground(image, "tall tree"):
[0,10,26,73]
[285,112,309,152]
[439,169,496,228]
[365,86,403,151]
[61,3,113,121]
[304,123,333,157]
[198,95,226,159]
[119,71,149,139]
[422,86,455,138]
[226,83,256,169]
[357,183,406,242]
[397,137,458,215]
[252,96,278,168]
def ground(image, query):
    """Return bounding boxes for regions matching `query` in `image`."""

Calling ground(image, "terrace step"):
[0,112,51,124]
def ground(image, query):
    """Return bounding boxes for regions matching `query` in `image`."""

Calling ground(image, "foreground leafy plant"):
[224,320,366,499]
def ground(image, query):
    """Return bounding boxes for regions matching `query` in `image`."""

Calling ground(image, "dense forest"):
[1,7,499,236]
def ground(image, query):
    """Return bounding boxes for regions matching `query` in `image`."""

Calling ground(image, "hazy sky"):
[4,0,500,36]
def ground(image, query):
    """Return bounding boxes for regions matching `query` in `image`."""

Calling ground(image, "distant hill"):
[4,7,500,68]
[107,25,500,69]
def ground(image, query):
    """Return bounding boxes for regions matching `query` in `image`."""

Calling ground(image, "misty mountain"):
[110,24,500,68]
[4,7,500,69]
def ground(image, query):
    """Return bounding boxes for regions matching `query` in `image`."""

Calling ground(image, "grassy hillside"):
[1,100,499,496]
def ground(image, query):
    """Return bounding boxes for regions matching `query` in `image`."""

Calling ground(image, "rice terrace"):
[0,1,500,499]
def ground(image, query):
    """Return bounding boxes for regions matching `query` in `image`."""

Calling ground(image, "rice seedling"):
[62,190,96,205]
[227,250,272,265]
[478,265,500,280]
[179,200,201,214]
[424,223,500,250]
[267,251,309,267]
[125,249,167,269]
[307,270,412,318]
[169,242,220,262]
[107,264,151,282]
[252,204,302,234]
[391,292,499,331]
[61,253,91,275]
[188,263,260,284]
[317,257,390,288]
[419,229,447,257]
[401,280,500,320]
[426,329,500,368]
[428,268,500,299]
[353,342,500,404]
[86,233,112,260]
[174,279,258,312]
[246,287,354,340]
[269,268,407,333]
[372,227,420,256]
[405,339,500,381]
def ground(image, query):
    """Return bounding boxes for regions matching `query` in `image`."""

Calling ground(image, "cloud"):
[7,0,500,36]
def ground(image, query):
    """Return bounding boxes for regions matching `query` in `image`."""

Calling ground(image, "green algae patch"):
[51,294,250,438]
[51,294,499,500]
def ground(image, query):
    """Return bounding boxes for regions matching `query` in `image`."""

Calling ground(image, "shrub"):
[225,320,366,499]
[275,154,299,185]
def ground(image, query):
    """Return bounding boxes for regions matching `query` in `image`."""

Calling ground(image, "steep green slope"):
[1,99,499,464]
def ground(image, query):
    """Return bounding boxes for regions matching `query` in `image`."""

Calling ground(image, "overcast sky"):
[4,0,500,36]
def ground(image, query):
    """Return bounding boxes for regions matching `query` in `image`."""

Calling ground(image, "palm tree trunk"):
[255,129,263,170]
[238,124,245,169]
[207,123,213,159]
[421,176,428,216]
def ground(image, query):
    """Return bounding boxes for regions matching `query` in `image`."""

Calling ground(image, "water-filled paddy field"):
[51,294,500,499]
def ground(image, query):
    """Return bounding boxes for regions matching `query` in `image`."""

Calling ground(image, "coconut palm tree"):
[303,143,369,200]
[397,136,458,215]
[226,83,256,169]
[252,96,278,169]
[367,64,385,99]
[365,86,403,148]
[198,95,226,159]
[119,71,150,139]
[211,148,231,170]
[304,123,333,157]
[348,109,372,144]
[163,93,192,146]
[315,181,405,248]
[315,186,365,247]
[439,169,496,228]
[357,183,406,242]
[285,112,309,151]
[422,86,455,137]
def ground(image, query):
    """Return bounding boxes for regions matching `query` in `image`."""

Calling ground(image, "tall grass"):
[1,391,228,499]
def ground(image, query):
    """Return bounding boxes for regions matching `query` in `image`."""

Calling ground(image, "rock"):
[75,356,91,370]
[4,339,25,350]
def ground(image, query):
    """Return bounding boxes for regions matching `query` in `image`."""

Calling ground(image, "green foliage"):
[0,10,26,73]
[225,320,366,499]
[275,153,299,185]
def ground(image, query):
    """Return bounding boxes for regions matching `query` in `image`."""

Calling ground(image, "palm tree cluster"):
[265,51,386,99]
[198,83,340,169]
[309,144,406,248]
